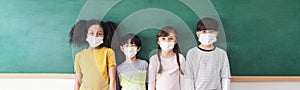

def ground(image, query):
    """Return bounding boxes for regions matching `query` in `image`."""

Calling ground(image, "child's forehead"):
[125,39,135,44]
[123,43,136,45]
[122,43,137,46]
[88,25,103,32]
[159,34,176,38]
[121,39,136,45]
[198,29,217,32]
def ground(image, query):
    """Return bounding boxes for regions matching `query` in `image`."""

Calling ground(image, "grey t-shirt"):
[184,47,231,90]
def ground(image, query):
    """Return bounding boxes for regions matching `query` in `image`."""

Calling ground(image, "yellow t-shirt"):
[74,47,116,90]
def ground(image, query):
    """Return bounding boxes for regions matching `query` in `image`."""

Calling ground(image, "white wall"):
[0,78,299,90]
[0,78,74,90]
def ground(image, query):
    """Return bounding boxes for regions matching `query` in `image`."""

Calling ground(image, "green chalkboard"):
[77,0,228,68]
[212,0,300,76]
[0,0,299,76]
[0,0,86,73]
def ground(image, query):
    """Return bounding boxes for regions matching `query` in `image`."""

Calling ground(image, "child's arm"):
[221,52,231,90]
[74,54,82,90]
[74,72,82,90]
[184,51,195,90]
[107,49,117,90]
[109,66,116,90]
[145,63,149,90]
[148,57,157,90]
[222,78,231,90]
[180,55,186,90]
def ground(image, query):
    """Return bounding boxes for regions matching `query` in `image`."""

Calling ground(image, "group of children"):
[69,17,231,90]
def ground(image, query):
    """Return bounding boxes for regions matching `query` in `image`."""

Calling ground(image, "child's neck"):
[199,44,215,50]
[87,46,101,50]
[126,57,137,63]
[161,50,175,58]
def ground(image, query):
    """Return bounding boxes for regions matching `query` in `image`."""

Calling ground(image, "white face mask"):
[86,35,103,47]
[159,42,175,52]
[198,34,217,45]
[124,47,138,59]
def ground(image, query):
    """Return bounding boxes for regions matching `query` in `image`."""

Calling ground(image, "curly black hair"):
[69,20,104,47]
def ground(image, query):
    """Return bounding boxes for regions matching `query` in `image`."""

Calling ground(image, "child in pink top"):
[148,26,185,90]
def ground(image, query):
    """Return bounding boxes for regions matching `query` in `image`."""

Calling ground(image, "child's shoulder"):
[149,54,159,63]
[177,53,185,59]
[137,59,148,65]
[178,53,184,57]
[149,54,158,59]
[101,46,114,52]
[75,49,88,56]
[137,59,149,70]
[117,61,125,68]
[214,47,227,54]
[187,46,200,53]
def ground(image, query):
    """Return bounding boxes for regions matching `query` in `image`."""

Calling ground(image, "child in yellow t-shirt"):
[69,20,116,90]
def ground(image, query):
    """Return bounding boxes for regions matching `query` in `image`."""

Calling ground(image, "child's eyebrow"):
[97,30,103,33]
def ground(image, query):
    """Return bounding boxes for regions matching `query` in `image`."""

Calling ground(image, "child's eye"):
[169,38,174,40]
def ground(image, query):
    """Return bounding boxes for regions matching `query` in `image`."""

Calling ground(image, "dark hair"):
[197,17,219,31]
[102,21,118,48]
[69,19,105,47]
[120,33,142,48]
[156,26,184,75]
[69,20,87,47]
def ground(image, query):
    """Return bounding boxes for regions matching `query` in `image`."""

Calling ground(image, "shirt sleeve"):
[221,52,231,79]
[74,53,81,72]
[221,52,231,90]
[180,54,186,74]
[148,56,157,90]
[179,54,186,90]
[107,48,117,67]
[184,51,195,90]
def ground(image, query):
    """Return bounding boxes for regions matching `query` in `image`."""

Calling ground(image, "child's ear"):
[137,47,141,52]
[120,46,124,52]
[196,31,201,38]
[216,31,219,37]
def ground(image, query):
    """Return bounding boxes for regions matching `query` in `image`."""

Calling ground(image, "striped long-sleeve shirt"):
[184,47,231,90]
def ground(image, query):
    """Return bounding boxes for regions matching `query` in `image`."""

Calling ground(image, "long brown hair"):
[156,26,184,75]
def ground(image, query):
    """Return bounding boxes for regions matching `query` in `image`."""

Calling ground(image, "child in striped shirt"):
[185,17,231,90]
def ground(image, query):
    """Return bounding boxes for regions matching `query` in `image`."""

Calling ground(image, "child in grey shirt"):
[117,34,148,90]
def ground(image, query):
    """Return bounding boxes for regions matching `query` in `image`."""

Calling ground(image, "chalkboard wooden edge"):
[231,76,300,82]
[1,74,300,81]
